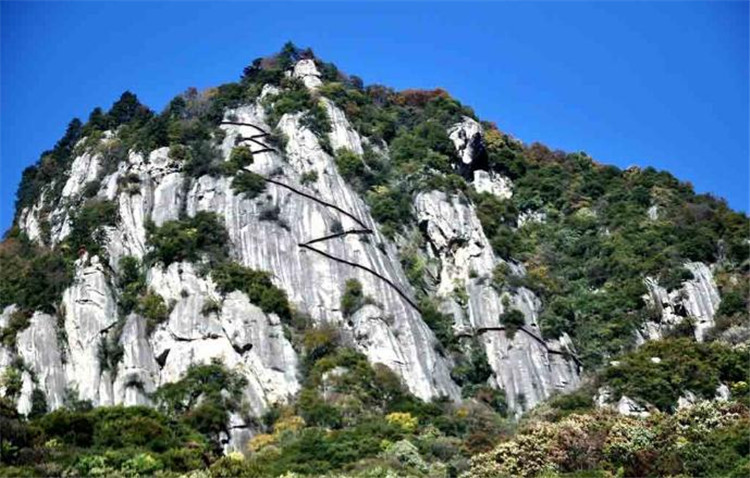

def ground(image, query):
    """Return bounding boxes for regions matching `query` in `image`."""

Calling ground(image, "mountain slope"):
[0,44,747,476]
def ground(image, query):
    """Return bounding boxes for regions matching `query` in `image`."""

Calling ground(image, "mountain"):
[1,44,748,477]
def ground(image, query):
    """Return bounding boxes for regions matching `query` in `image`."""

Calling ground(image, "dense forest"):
[0,43,748,477]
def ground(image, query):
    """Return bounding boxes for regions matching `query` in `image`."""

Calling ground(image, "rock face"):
[448,116,488,177]
[3,59,584,429]
[641,262,721,342]
[4,62,470,451]
[414,189,580,414]
[472,170,512,199]
[292,58,323,89]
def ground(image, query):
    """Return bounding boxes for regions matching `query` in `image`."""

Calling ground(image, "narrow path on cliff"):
[222,120,421,313]
[222,120,582,367]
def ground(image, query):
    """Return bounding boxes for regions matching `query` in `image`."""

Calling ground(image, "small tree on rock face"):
[341,279,365,318]
[499,309,525,340]
[152,359,247,451]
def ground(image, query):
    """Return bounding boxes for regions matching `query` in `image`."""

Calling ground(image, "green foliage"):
[223,145,255,175]
[138,291,170,335]
[498,143,750,366]
[659,267,694,291]
[299,170,318,185]
[0,232,73,313]
[340,278,366,318]
[499,309,525,340]
[464,401,750,478]
[28,389,48,420]
[97,331,124,374]
[451,341,493,388]
[473,193,518,259]
[418,299,457,353]
[0,309,31,348]
[544,389,595,420]
[211,261,291,321]
[300,323,341,371]
[300,101,332,139]
[366,185,412,237]
[602,338,750,411]
[182,139,223,178]
[334,148,366,182]
[66,199,119,258]
[263,78,314,127]
[152,359,247,450]
[4,43,750,478]
[15,118,83,216]
[231,170,266,199]
[117,256,145,314]
[108,91,150,128]
[145,212,229,266]
[717,289,747,318]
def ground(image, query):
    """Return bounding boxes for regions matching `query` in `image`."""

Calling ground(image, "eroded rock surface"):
[642,262,721,342]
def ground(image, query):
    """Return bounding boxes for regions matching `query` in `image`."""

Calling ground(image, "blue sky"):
[1,1,748,233]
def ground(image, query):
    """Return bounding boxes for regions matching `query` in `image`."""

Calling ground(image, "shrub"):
[0,309,31,348]
[139,291,170,334]
[259,205,281,222]
[341,278,365,318]
[117,256,145,314]
[499,309,525,340]
[231,170,267,199]
[263,79,314,127]
[211,262,291,321]
[182,140,223,178]
[121,453,164,476]
[145,212,229,266]
[601,338,750,411]
[660,267,694,291]
[301,324,341,368]
[66,199,119,258]
[451,342,493,387]
[300,170,318,185]
[467,385,509,416]
[300,101,332,138]
[210,454,260,478]
[29,388,49,419]
[385,412,418,433]
[717,290,746,318]
[419,299,457,352]
[169,143,191,162]
[0,233,73,313]
[224,146,254,175]
[152,359,247,450]
[334,148,365,181]
[201,298,221,316]
[366,185,412,236]
[97,332,124,373]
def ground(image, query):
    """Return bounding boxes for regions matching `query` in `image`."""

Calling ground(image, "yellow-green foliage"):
[385,412,418,433]
[463,401,750,478]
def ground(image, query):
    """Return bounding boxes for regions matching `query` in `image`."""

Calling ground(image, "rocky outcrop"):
[450,117,513,199]
[7,70,462,439]
[17,312,67,411]
[209,100,459,401]
[292,59,323,90]
[415,189,580,414]
[641,262,721,342]
[448,116,486,175]
[61,151,101,199]
[472,170,512,199]
[61,253,118,404]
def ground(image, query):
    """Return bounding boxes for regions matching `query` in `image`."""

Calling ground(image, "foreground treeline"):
[1,336,748,477]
